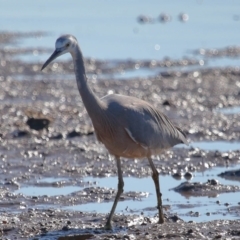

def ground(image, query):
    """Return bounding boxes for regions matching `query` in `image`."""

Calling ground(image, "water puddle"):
[190,141,240,152]
[215,106,240,115]
[15,177,82,197]
[176,140,240,152]
[16,186,81,197]
[37,177,67,183]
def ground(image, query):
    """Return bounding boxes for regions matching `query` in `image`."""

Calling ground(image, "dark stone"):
[62,225,70,231]
[184,172,193,180]
[162,100,174,106]
[67,130,82,138]
[231,230,240,236]
[208,179,219,186]
[173,182,197,191]
[218,169,240,178]
[26,118,50,131]
[49,133,63,140]
[169,215,182,222]
[12,129,29,138]
[172,172,182,180]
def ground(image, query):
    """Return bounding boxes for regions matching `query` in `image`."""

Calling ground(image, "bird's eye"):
[66,43,70,47]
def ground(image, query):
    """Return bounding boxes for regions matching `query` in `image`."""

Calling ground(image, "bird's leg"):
[148,157,164,224]
[105,156,124,230]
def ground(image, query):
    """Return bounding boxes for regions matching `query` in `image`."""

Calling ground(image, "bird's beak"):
[41,49,62,71]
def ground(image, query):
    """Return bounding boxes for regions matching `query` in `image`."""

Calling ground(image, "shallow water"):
[1,0,240,67]
[16,185,81,197]
[176,140,240,152]
[15,165,240,223]
[15,138,240,222]
[190,141,239,152]
[64,167,240,223]
[216,106,240,115]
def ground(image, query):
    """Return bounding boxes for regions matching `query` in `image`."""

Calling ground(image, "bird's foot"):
[104,222,113,230]
[158,218,164,224]
[158,212,165,224]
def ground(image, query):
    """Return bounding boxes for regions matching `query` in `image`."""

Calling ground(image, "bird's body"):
[95,93,187,158]
[42,34,188,229]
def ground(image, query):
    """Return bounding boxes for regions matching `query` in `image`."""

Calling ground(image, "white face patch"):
[55,40,65,49]
[55,35,77,51]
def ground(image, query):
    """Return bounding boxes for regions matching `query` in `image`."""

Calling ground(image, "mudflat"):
[0,32,240,239]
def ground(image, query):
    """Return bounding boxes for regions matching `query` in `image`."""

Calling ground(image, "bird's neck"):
[71,46,104,124]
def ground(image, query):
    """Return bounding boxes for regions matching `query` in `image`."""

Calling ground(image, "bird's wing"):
[102,94,187,150]
[123,101,187,150]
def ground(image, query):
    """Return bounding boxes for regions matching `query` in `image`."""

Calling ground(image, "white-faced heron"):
[41,35,188,229]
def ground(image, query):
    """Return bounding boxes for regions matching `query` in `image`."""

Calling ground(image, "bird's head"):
[41,34,78,70]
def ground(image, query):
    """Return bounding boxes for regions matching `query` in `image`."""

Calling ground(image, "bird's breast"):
[94,126,150,159]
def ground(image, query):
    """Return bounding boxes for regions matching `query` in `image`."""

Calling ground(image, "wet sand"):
[0,32,240,239]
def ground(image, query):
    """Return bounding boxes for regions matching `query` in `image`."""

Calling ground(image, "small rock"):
[67,130,82,138]
[194,212,200,217]
[208,179,219,186]
[179,13,189,22]
[184,172,193,180]
[26,118,50,131]
[162,100,173,106]
[40,227,47,232]
[172,172,183,180]
[12,129,30,138]
[49,133,63,140]
[159,13,171,23]
[169,215,182,222]
[137,15,152,24]
[62,225,70,231]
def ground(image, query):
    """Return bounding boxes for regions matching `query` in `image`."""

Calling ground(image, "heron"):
[41,35,188,229]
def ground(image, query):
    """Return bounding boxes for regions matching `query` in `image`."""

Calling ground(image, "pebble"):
[179,13,189,22]
[159,13,171,23]
[208,179,219,186]
[62,225,70,231]
[184,172,193,180]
